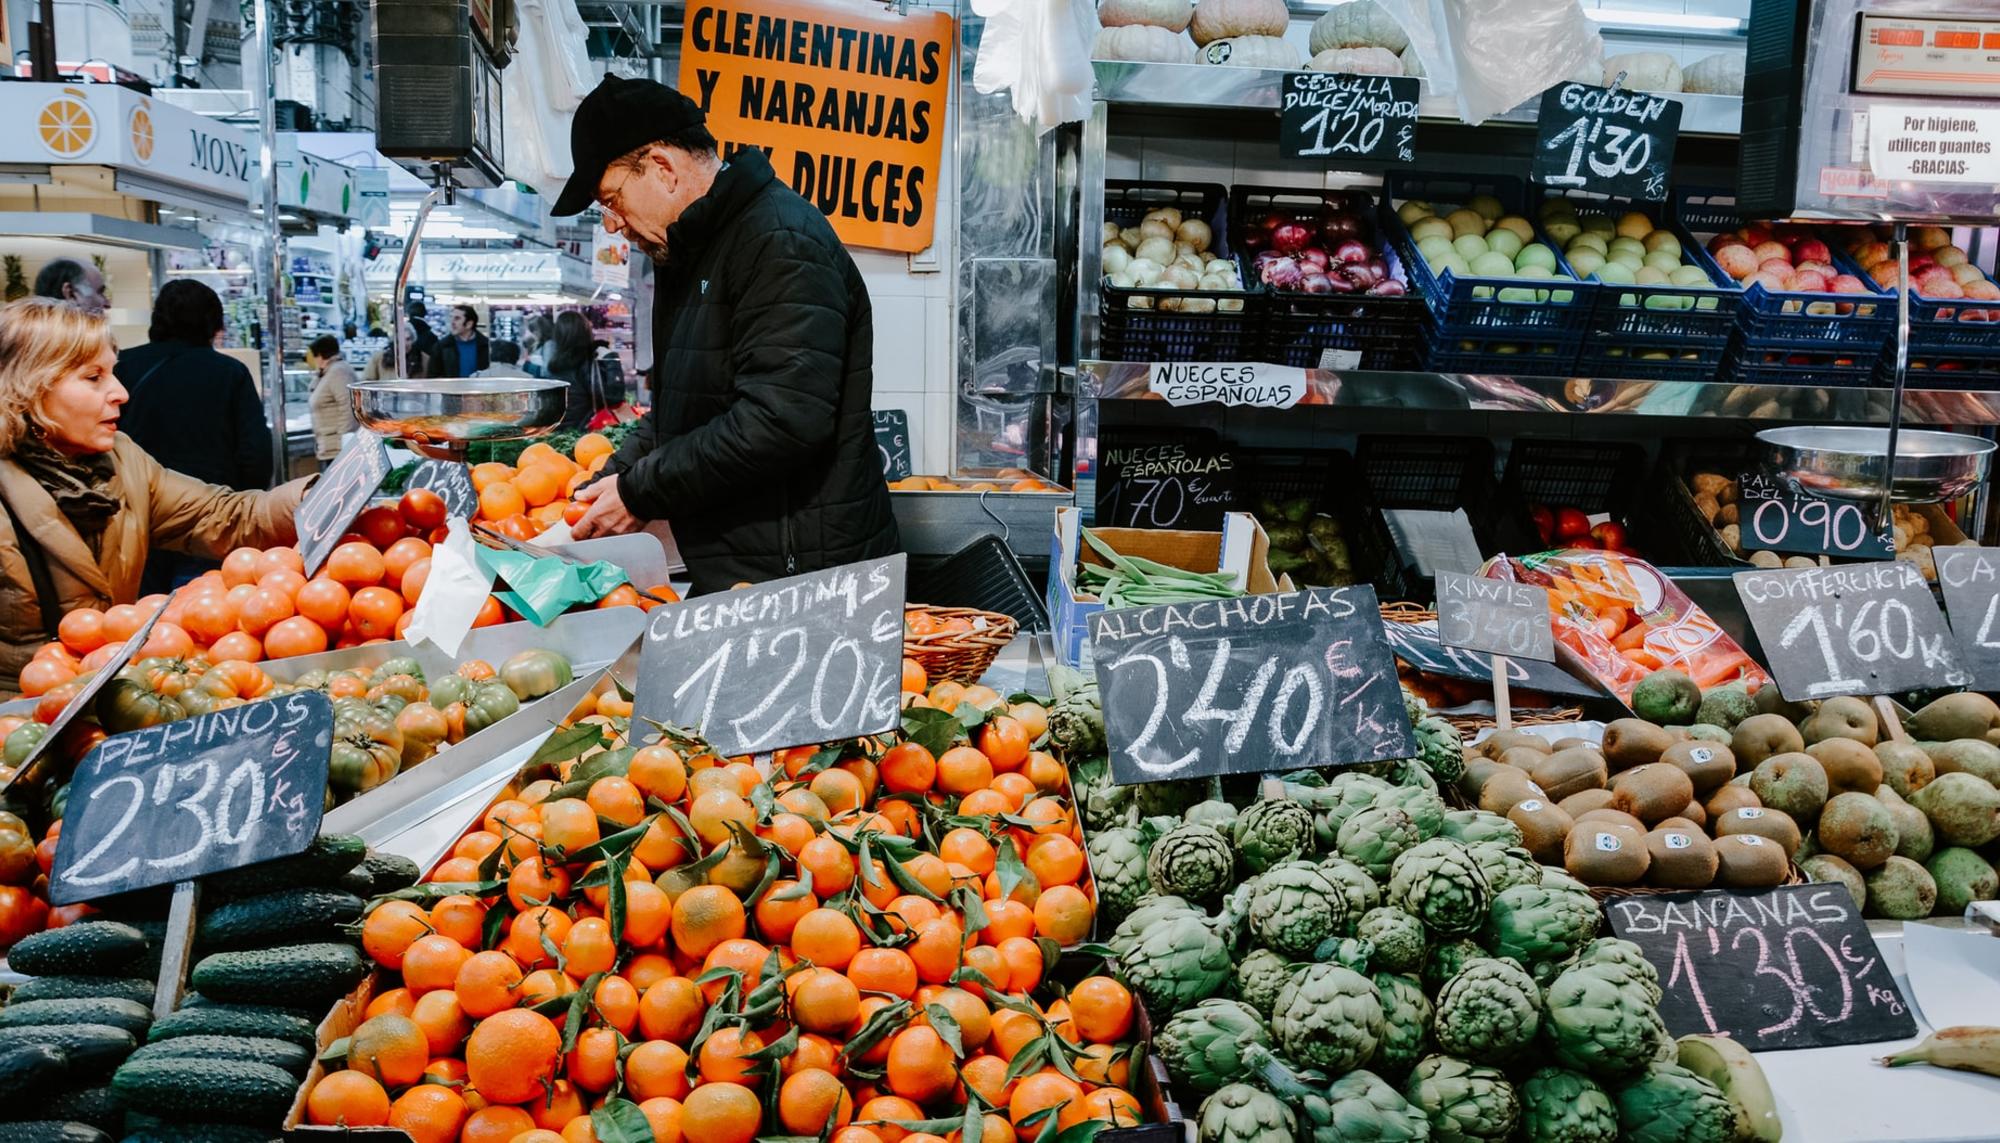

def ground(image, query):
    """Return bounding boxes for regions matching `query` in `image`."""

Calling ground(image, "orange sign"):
[680,0,953,254]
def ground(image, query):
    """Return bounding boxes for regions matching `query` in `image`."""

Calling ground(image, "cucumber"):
[0,1026,136,1074]
[118,1118,280,1143]
[0,999,151,1037]
[194,888,364,951]
[7,924,148,977]
[355,852,420,894]
[38,1086,119,1133]
[127,1035,309,1075]
[146,1004,315,1049]
[9,978,154,1007]
[188,944,364,1006]
[335,866,374,897]
[110,1057,298,1125]
[0,1123,111,1142]
[202,835,367,900]
[0,1044,70,1098]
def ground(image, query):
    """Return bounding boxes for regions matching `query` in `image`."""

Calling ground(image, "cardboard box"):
[1046,508,1281,667]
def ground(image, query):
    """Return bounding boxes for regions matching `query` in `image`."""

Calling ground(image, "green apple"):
[1435,252,1472,278]
[1596,261,1637,285]
[1514,245,1558,274]
[1567,232,1609,255]
[1544,220,1582,245]
[1446,209,1487,238]
[1514,264,1553,279]
[1397,200,1433,225]
[1644,251,1683,274]
[1634,266,1670,286]
[1583,214,1617,237]
[1418,235,1455,263]
[1452,233,1490,261]
[1467,194,1506,222]
[1567,249,1606,277]
[1608,236,1646,258]
[1411,217,1454,243]
[1486,230,1525,259]
[1538,197,1577,221]
[1668,265,1711,288]
[1471,251,1517,277]
[1643,231,1681,256]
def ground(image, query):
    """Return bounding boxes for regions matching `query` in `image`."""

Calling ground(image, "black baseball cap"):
[550,76,707,217]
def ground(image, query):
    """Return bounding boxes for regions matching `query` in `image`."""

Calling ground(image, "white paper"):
[403,517,494,658]
[533,520,576,546]
[1147,362,1307,410]
[1869,107,2000,185]
[1903,920,2000,1029]
[1384,508,1484,576]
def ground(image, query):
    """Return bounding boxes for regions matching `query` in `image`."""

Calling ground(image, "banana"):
[1881,1026,2000,1079]
[1678,1033,1783,1143]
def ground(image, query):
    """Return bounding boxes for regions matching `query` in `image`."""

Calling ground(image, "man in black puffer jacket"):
[555,76,898,593]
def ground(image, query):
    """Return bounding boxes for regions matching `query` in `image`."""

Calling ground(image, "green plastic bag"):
[474,545,630,626]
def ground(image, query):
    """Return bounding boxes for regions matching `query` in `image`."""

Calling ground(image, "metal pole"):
[253,0,286,482]
[1880,223,1911,539]
[393,184,447,379]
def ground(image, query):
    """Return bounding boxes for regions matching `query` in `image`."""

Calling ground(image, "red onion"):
[1344,261,1382,288]
[1241,229,1268,252]
[1300,272,1335,294]
[1367,279,1407,296]
[1260,256,1303,289]
[1323,217,1360,241]
[1299,247,1330,270]
[1333,239,1370,265]
[1272,223,1313,255]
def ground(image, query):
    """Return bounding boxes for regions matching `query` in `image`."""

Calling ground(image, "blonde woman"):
[0,298,310,692]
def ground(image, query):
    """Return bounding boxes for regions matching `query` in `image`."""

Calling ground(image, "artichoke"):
[1379,783,1447,840]
[1432,956,1541,1064]
[1198,1082,1297,1143]
[1482,883,1601,976]
[1086,819,1151,927]
[1322,936,1375,974]
[1416,717,1466,784]
[1543,958,1669,1080]
[1574,937,1663,1005]
[1157,998,1270,1095]
[1388,839,1491,936]
[1249,861,1348,957]
[1371,971,1433,1077]
[1108,894,1199,959]
[1422,938,1487,994]
[1136,776,1207,819]
[1310,774,1398,849]
[1355,906,1427,974]
[1520,1066,1620,1143]
[1338,807,1422,879]
[1272,963,1384,1073]
[1233,797,1316,873]
[1538,866,1593,895]
[1246,1044,1430,1143]
[1320,857,1384,926]
[1119,911,1232,1016]
[1184,799,1241,832]
[1403,689,1428,727]
[1071,754,1131,831]
[1047,666,1105,755]
[1404,1054,1520,1143]
[1231,948,1296,1017]
[1468,840,1544,896]
[1148,823,1235,905]
[1614,1062,1737,1143]
[1439,810,1524,848]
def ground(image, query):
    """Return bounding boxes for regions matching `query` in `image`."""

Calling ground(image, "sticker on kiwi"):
[1528,782,1546,796]
[1689,747,1715,764]
[1738,834,1766,846]
[1663,832,1693,850]
[1594,832,1622,852]
[1518,799,1544,812]
[1737,808,1766,819]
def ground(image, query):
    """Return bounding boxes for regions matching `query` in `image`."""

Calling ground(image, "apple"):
[1935,247,1969,268]
[1530,504,1555,543]
[1869,263,1902,288]
[1914,225,1952,250]
[1831,274,1870,294]
[1797,260,1835,277]
[1590,520,1630,549]
[1924,278,1967,299]
[1788,269,1830,292]
[1854,241,1891,268]
[1743,224,1775,246]
[1714,244,1759,280]
[1792,238,1832,264]
[1966,280,2000,301]
[1566,537,1603,551]
[1554,506,1592,541]
[1951,263,1985,286]
[1759,258,1797,277]
[1747,271,1790,293]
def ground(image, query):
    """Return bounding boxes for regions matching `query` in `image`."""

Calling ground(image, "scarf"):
[12,432,120,551]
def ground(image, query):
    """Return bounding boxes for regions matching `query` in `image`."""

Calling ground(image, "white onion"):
[1173,251,1205,272]
[1119,226,1143,250]
[1102,244,1132,274]
[1162,265,1201,289]
[1144,206,1184,229]
[1128,258,1166,286]
[1135,236,1176,266]
[1138,219,1173,242]
[1109,269,1137,288]
[1102,222,1121,243]
[1199,272,1232,291]
[1177,219,1213,252]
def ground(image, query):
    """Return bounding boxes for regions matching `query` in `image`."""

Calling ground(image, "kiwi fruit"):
[1558,788,1617,818]
[1714,833,1791,888]
[1479,768,1546,815]
[1645,826,1719,889]
[1573,807,1647,833]
[1800,695,1879,747]
[1875,741,1936,799]
[1499,746,1554,770]
[1551,737,1592,752]
[1751,752,1830,823]
[1659,740,1735,796]
[1507,797,1574,864]
[1808,738,1884,796]
[1484,730,1553,757]
[1675,800,1707,830]
[1816,791,1899,870]
[1704,784,1761,820]
[1732,714,1805,768]
[1712,805,1803,857]
[1564,820,1650,886]
[1685,724,1733,746]
[1609,763,1696,825]
[1527,748,1609,802]
[1458,758,1506,801]
[1602,719,1673,771]
[1656,816,1701,832]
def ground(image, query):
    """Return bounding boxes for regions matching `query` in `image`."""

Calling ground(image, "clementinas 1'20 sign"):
[680,0,952,254]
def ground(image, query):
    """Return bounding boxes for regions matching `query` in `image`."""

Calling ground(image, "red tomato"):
[353,506,408,551]
[399,488,448,531]
[0,885,49,951]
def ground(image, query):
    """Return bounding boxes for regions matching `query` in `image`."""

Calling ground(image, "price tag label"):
[1097,439,1237,531]
[50,692,333,905]
[405,458,480,520]
[1605,884,1917,1050]
[1736,474,1891,559]
[1531,81,1681,201]
[873,410,913,481]
[1382,619,1599,699]
[1279,72,1419,164]
[1933,546,2000,690]
[1147,362,1308,410]
[631,555,907,756]
[1091,586,1415,785]
[298,434,392,575]
[1733,561,1969,701]
[1435,571,1556,661]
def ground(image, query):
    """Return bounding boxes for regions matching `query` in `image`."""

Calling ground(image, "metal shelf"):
[1093,61,1744,136]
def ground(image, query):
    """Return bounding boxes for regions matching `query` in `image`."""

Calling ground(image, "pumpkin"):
[1308,0,1409,55]
[1682,51,1743,96]
[1605,51,1682,93]
[1199,34,1300,68]
[1098,0,1192,32]
[1307,46,1402,75]
[1190,0,1289,46]
[1095,24,1195,62]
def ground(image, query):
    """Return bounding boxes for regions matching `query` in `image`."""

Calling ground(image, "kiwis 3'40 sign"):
[681,0,952,253]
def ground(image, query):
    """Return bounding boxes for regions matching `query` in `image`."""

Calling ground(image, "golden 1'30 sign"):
[680,0,953,254]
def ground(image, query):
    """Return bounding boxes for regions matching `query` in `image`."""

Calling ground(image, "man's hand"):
[572,475,643,539]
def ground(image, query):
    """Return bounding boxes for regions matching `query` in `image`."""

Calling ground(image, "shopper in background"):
[522,314,556,376]
[428,304,491,378]
[545,311,614,429]
[554,76,897,590]
[0,299,308,692]
[115,280,272,493]
[304,334,358,462]
[476,340,533,380]
[406,301,438,362]
[32,260,107,319]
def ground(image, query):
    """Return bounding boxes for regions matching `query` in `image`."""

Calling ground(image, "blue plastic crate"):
[1722,334,1881,388]
[1828,225,2000,356]
[1380,174,1598,345]
[1421,320,1586,376]
[1879,344,2000,390]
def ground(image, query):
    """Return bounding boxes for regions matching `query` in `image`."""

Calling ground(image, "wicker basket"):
[1380,603,1585,731]
[1587,863,1807,903]
[904,605,1018,686]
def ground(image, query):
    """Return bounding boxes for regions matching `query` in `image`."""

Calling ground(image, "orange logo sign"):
[37,89,96,157]
[130,102,155,162]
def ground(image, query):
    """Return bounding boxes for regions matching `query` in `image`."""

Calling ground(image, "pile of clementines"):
[465,435,619,538]
[300,667,1140,1143]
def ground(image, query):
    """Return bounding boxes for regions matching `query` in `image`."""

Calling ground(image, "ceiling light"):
[1587,9,1744,32]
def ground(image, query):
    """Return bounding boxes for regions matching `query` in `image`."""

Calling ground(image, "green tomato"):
[499,649,575,702]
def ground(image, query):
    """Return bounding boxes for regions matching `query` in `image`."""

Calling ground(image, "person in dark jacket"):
[544,311,618,428]
[553,76,897,593]
[115,279,272,492]
[428,304,491,378]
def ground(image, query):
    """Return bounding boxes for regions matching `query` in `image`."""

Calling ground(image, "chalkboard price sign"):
[1091,586,1415,785]
[1605,884,1916,1050]
[631,555,908,756]
[1531,81,1681,201]
[50,691,333,905]
[1734,560,1970,701]
[1934,546,2000,690]
[1737,474,1890,559]
[1098,440,1238,531]
[873,410,913,481]
[1279,72,1419,164]
[1,595,174,795]
[1382,618,1599,699]
[1436,571,1556,661]
[298,433,392,575]
[405,458,480,520]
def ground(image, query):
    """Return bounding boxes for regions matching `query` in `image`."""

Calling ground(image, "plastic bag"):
[1483,549,1771,705]
[1391,0,1603,125]
[475,545,630,627]
[973,0,1099,133]
[403,517,495,657]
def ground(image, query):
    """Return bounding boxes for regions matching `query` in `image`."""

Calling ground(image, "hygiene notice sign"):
[681,0,953,253]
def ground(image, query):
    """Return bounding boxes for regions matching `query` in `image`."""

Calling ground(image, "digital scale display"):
[1853,13,2000,97]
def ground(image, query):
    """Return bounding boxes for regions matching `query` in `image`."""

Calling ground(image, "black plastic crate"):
[907,534,1050,633]
[1502,438,1650,517]
[1099,180,1262,363]
[1649,439,1762,567]
[1236,448,1416,602]
[1421,322,1586,376]
[1228,184,1425,370]
[1355,435,1543,586]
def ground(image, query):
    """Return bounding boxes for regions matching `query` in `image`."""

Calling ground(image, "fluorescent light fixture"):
[1587,8,1744,31]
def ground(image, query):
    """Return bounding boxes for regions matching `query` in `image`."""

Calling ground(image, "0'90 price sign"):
[1737,474,1891,559]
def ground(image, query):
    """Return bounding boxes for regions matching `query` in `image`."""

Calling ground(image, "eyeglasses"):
[598,164,640,218]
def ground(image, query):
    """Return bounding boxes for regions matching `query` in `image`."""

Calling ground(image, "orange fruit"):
[509,905,574,969]
[681,1081,763,1143]
[460,1105,535,1143]
[567,1026,622,1092]
[586,775,646,827]
[997,936,1045,992]
[981,899,1035,945]
[671,885,747,960]
[1019,797,1072,836]
[885,1025,956,1103]
[901,657,927,693]
[401,933,472,996]
[779,1067,855,1133]
[939,828,997,876]
[307,1070,390,1126]
[855,1096,923,1143]
[1010,1071,1086,1133]
[696,1024,765,1085]
[797,836,857,896]
[791,907,863,971]
[360,900,433,969]
[961,1054,1016,1109]
[478,481,526,521]
[639,976,706,1044]
[387,1083,468,1143]
[622,879,674,947]
[908,917,965,986]
[790,966,861,1035]
[1033,884,1092,944]
[513,465,562,508]
[701,938,771,1003]
[1083,1087,1143,1124]
[638,1097,685,1143]
[626,953,679,993]
[1076,1042,1131,1089]
[530,1080,585,1129]
[626,1039,692,1100]
[506,856,572,913]
[518,968,577,1007]
[410,988,470,1056]
[923,986,991,1051]
[1023,751,1067,793]
[936,747,994,796]
[629,745,689,803]
[561,917,618,976]
[429,894,486,948]
[540,798,602,852]
[754,879,818,943]
[978,716,1031,772]
[455,950,525,1019]
[878,743,937,793]
[348,1013,429,1088]
[365,987,415,1020]
[463,1008,561,1105]
[1069,976,1135,1044]
[847,948,918,1000]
